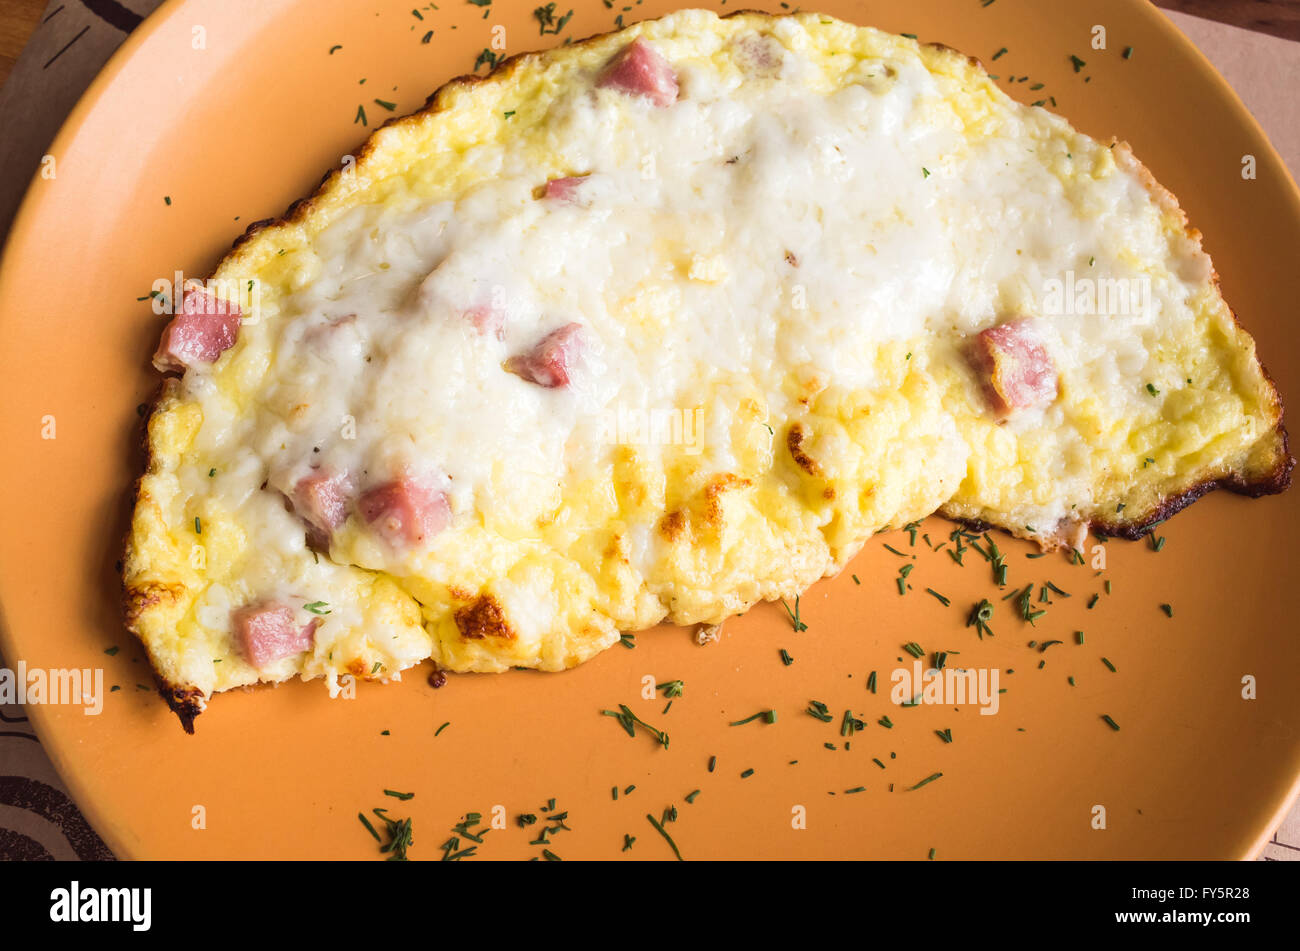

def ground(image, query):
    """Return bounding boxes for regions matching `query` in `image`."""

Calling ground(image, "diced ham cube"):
[598,37,679,107]
[234,603,316,668]
[152,285,241,372]
[358,477,452,549]
[292,469,353,548]
[464,303,505,340]
[542,176,588,203]
[505,323,584,388]
[969,319,1058,416]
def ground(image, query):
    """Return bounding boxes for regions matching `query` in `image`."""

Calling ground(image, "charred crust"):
[1089,430,1294,541]
[946,423,1292,548]
[157,684,204,735]
[454,594,515,640]
[787,423,822,476]
[122,381,208,733]
[923,40,983,70]
[123,581,183,628]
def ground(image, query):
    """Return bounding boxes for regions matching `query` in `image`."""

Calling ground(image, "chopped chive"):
[866,670,877,693]
[434,721,450,736]
[925,588,950,607]
[685,789,700,804]
[780,596,808,632]
[646,813,683,861]
[358,812,381,842]
[383,789,414,801]
[806,700,834,722]
[656,679,684,698]
[1161,603,1173,617]
[601,705,669,748]
[1101,714,1121,731]
[740,768,755,778]
[1101,657,1116,672]
[779,648,794,666]
[908,772,943,791]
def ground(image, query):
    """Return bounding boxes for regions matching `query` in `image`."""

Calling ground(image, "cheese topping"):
[127,11,1284,705]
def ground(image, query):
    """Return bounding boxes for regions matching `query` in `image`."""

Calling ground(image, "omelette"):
[123,9,1291,730]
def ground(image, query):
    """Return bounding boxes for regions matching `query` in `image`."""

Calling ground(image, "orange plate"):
[0,0,1297,860]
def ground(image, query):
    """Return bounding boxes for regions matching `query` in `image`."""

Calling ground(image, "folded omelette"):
[123,10,1290,730]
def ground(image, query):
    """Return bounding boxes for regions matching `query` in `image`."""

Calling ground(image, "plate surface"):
[1,0,1297,860]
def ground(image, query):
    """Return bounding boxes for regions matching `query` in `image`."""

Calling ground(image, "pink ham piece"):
[358,477,452,550]
[152,285,241,372]
[233,603,316,668]
[463,303,506,340]
[542,176,588,203]
[505,322,584,388]
[597,37,679,107]
[292,469,353,548]
[969,319,1058,416]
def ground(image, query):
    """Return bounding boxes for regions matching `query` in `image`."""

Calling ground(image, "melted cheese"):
[125,10,1284,705]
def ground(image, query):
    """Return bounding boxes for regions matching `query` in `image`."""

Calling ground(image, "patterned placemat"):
[0,0,1296,861]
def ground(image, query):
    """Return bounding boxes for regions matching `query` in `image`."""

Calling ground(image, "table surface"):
[0,0,1296,861]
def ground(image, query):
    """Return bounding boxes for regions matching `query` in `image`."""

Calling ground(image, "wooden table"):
[0,0,45,87]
